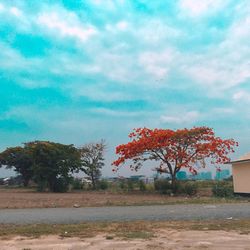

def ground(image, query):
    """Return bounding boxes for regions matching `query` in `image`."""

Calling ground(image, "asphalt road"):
[1,203,250,224]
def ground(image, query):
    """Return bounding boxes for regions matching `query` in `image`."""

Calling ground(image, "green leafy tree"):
[0,147,33,187]
[25,141,81,192]
[79,141,106,189]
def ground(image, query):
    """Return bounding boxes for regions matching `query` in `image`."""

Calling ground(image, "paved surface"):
[1,203,250,224]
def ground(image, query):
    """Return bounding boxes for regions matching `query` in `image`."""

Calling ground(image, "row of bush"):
[69,178,235,197]
[154,179,198,195]
[2,176,234,197]
[71,178,199,196]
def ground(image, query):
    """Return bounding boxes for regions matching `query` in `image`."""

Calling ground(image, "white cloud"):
[160,111,200,124]
[90,108,144,117]
[183,62,250,90]
[38,11,97,41]
[116,21,128,31]
[0,3,5,12]
[139,49,175,79]
[233,90,250,103]
[9,6,22,17]
[179,0,227,17]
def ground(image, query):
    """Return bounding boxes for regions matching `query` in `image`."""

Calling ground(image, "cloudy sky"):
[0,0,250,177]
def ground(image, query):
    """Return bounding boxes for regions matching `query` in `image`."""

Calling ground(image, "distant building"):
[176,171,187,180]
[130,175,146,181]
[189,171,212,180]
[215,169,230,180]
[200,172,212,180]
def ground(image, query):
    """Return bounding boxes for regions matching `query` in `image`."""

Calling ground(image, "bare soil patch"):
[1,229,250,250]
[0,188,242,209]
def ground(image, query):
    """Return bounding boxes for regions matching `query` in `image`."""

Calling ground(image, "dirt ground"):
[0,188,215,209]
[1,230,250,250]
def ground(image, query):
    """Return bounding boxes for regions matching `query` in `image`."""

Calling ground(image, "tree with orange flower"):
[113,127,237,191]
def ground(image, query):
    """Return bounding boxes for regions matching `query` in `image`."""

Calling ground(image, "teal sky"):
[0,0,250,177]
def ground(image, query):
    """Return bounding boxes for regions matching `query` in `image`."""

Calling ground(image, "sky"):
[0,0,250,177]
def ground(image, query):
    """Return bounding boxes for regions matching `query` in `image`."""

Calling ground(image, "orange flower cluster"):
[112,127,238,175]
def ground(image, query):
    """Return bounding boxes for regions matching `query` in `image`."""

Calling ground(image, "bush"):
[154,179,172,194]
[145,183,155,192]
[139,180,146,192]
[212,181,234,197]
[180,182,198,196]
[119,181,126,190]
[127,180,134,191]
[53,178,69,193]
[36,180,48,192]
[98,179,109,190]
[71,178,84,190]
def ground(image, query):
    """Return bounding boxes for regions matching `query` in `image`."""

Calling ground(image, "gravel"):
[1,203,250,224]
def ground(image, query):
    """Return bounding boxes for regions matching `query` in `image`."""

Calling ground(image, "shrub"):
[98,179,109,190]
[127,179,134,191]
[212,181,234,197]
[36,180,48,192]
[180,182,198,196]
[154,179,172,194]
[119,181,126,190]
[145,183,155,192]
[71,178,84,190]
[139,180,146,192]
[53,178,69,193]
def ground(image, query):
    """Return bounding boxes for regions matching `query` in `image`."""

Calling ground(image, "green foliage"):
[117,181,124,190]
[179,182,198,196]
[36,180,48,192]
[53,177,70,193]
[127,179,134,191]
[139,180,146,192]
[97,179,109,190]
[27,141,81,192]
[0,141,82,192]
[145,183,155,192]
[0,147,33,187]
[212,181,234,197]
[154,179,198,196]
[71,178,84,190]
[154,179,172,194]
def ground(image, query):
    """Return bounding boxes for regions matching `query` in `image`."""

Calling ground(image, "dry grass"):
[1,219,250,240]
[0,187,247,209]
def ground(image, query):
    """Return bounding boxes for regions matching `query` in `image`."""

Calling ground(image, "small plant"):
[71,178,84,190]
[212,181,234,197]
[119,181,126,190]
[106,235,114,240]
[180,182,198,196]
[97,179,109,190]
[154,179,172,194]
[127,180,134,191]
[53,177,69,193]
[139,180,146,192]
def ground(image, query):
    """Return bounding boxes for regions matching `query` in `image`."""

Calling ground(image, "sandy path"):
[1,230,250,250]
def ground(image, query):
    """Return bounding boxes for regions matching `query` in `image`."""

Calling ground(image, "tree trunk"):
[171,174,178,193]
[23,178,29,187]
[91,172,96,189]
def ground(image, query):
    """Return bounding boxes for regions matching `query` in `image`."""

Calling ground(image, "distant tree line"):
[0,140,106,192]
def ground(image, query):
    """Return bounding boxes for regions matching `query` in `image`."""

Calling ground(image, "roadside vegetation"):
[0,177,247,209]
[1,219,250,239]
